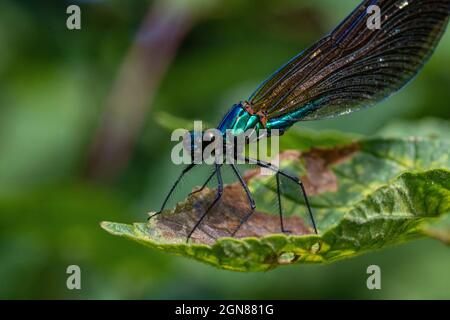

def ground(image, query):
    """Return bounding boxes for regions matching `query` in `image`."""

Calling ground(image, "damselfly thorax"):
[218,101,308,136]
[183,102,274,163]
[218,102,268,135]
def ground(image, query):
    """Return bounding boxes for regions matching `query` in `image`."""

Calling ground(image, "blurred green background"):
[0,0,449,299]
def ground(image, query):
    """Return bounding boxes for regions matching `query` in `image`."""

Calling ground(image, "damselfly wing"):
[249,0,449,132]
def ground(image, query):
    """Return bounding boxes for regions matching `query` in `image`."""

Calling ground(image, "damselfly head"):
[183,130,219,160]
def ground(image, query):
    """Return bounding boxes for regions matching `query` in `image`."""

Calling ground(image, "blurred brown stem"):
[85,1,194,181]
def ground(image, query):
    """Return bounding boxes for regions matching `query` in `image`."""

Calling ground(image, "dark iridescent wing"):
[249,0,450,121]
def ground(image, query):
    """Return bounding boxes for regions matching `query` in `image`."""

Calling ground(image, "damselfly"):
[151,0,450,241]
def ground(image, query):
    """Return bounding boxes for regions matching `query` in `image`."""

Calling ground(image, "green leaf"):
[422,213,450,246]
[102,132,450,271]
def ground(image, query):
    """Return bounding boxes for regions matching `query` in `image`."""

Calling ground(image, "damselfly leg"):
[275,172,290,233]
[229,163,256,236]
[186,163,223,242]
[243,156,318,235]
[148,163,196,220]
[150,158,317,241]
[189,164,223,196]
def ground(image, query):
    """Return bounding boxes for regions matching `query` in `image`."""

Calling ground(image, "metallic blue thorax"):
[217,103,263,136]
[217,103,311,136]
